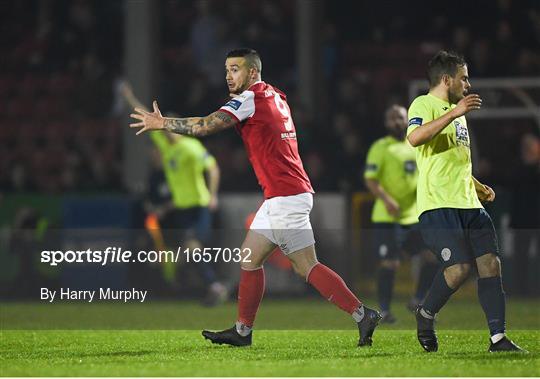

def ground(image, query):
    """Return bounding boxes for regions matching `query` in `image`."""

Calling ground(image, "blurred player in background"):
[509,133,540,296]
[364,104,438,323]
[122,83,228,306]
[407,51,523,352]
[130,48,382,347]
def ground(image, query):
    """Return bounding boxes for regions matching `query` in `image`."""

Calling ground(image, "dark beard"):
[448,89,463,105]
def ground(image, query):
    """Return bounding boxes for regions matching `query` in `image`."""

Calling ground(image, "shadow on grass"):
[2,349,156,360]
[444,351,534,361]
[199,344,394,358]
[77,350,155,358]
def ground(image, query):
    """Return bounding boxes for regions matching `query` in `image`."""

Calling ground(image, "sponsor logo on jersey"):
[224,99,242,110]
[408,117,423,127]
[454,120,469,147]
[281,132,296,140]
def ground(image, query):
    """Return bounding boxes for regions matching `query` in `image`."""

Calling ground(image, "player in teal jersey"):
[407,51,523,352]
[122,83,228,306]
[364,105,438,323]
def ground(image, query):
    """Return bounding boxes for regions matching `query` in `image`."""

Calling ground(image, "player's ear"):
[442,74,451,87]
[250,67,258,80]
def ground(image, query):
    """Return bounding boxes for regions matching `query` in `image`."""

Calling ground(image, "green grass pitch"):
[1,299,539,376]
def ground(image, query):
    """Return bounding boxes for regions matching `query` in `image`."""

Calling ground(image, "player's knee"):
[291,261,306,278]
[290,257,318,280]
[290,260,312,280]
[240,260,263,271]
[444,263,471,288]
[240,252,265,270]
[477,253,501,278]
[287,246,318,280]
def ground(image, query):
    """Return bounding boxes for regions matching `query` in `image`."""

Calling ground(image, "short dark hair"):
[226,48,262,73]
[427,50,467,87]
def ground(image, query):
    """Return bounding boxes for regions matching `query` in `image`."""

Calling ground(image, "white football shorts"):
[249,192,315,255]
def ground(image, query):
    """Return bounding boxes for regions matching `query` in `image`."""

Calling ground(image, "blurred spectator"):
[72,52,114,118]
[509,133,540,296]
[1,0,539,195]
[190,0,226,87]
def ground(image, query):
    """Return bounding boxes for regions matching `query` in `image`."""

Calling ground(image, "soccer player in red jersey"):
[130,48,381,347]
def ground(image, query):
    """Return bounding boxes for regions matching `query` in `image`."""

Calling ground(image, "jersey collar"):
[248,80,264,90]
[427,92,452,108]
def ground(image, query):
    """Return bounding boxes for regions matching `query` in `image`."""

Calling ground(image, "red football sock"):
[307,263,362,314]
[237,267,265,327]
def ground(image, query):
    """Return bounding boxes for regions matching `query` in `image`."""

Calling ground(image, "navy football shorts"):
[418,208,499,267]
[372,222,428,260]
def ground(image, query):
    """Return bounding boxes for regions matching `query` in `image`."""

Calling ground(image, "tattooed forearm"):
[201,111,235,135]
[211,111,233,124]
[163,118,196,135]
[163,112,236,137]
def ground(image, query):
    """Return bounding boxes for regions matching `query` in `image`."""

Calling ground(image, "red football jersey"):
[219,81,313,198]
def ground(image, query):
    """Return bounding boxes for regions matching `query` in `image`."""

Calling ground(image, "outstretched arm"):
[163,111,236,137]
[130,101,237,137]
[120,81,147,111]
